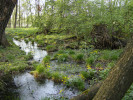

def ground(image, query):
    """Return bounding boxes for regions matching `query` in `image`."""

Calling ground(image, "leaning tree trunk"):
[71,35,133,100]
[0,0,17,47]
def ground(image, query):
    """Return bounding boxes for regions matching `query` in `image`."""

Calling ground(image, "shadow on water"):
[7,39,79,100]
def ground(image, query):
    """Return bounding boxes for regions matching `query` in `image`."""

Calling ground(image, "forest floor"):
[0,28,132,99]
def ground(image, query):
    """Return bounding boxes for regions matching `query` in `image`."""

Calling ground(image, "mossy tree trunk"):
[72,35,133,100]
[0,0,17,47]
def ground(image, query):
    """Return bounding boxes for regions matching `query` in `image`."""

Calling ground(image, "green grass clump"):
[24,39,29,43]
[57,54,69,62]
[99,68,110,79]
[36,64,45,74]
[86,56,95,65]
[68,50,75,55]
[87,69,97,79]
[46,45,56,52]
[66,76,85,90]
[25,52,33,60]
[75,53,84,62]
[42,56,50,65]
[98,49,122,61]
[80,71,90,79]
[52,72,62,82]
[95,63,103,68]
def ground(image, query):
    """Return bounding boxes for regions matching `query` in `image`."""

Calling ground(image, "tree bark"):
[18,0,21,28]
[72,36,133,100]
[14,0,18,28]
[71,82,102,100]
[0,0,17,47]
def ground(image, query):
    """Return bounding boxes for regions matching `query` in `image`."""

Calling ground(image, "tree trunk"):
[72,36,133,100]
[14,0,18,28]
[71,83,102,100]
[18,0,21,28]
[93,36,133,100]
[7,19,11,28]
[0,0,17,47]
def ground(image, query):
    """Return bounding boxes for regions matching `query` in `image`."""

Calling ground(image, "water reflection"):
[14,72,78,100]
[13,39,47,62]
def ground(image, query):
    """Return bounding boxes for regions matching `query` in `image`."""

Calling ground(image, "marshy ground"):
[0,28,132,100]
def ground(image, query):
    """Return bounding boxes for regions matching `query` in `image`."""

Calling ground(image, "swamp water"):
[12,39,78,100]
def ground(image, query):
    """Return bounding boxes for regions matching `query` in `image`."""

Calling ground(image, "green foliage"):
[80,71,90,79]
[86,56,95,65]
[96,63,103,68]
[36,64,45,74]
[87,69,97,79]
[57,54,69,62]
[68,50,75,55]
[52,71,62,82]
[99,68,110,79]
[66,76,85,90]
[25,52,33,60]
[75,53,84,62]
[98,49,122,61]
[42,56,50,64]
[46,45,56,52]
[123,84,133,100]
